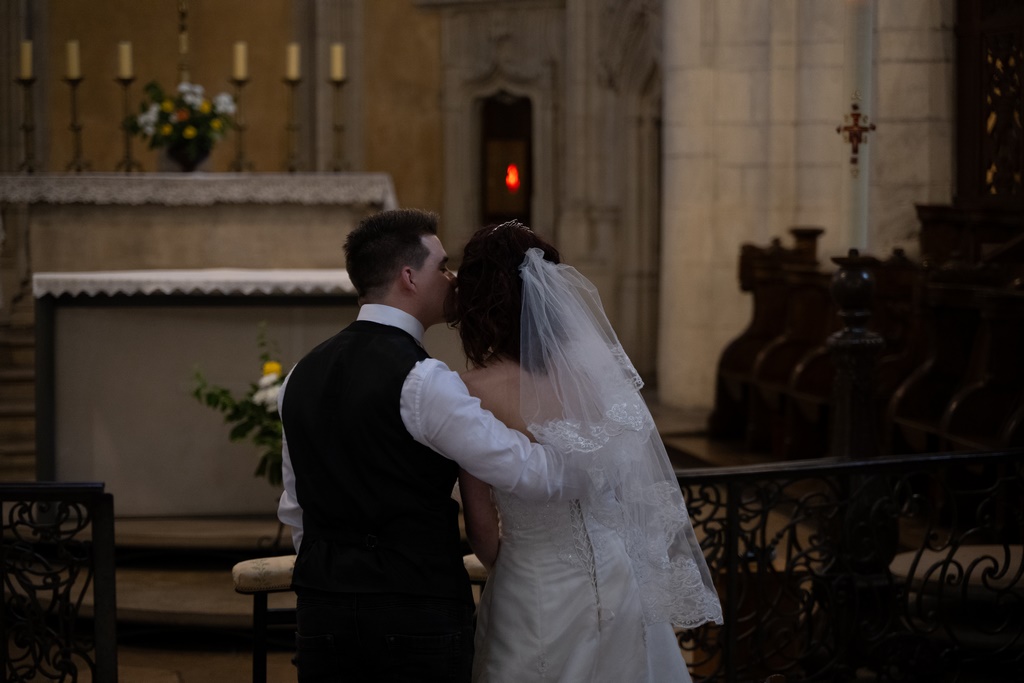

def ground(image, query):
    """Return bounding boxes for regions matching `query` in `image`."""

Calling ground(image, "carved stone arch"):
[599,0,662,95]
[446,72,556,253]
[437,5,563,262]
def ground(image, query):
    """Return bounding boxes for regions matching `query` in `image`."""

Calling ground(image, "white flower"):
[258,373,280,389]
[137,103,160,136]
[213,92,236,116]
[262,385,280,412]
[178,82,205,109]
[252,382,281,411]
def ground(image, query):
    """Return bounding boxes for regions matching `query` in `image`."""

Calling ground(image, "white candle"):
[19,40,32,79]
[117,41,133,79]
[233,41,248,80]
[286,42,300,80]
[66,40,81,79]
[330,43,345,82]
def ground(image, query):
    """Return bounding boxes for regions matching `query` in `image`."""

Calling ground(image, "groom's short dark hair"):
[344,209,439,299]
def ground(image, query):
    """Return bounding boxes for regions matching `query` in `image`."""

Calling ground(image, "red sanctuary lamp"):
[505,164,521,193]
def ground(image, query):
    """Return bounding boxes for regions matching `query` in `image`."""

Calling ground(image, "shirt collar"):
[357,304,425,345]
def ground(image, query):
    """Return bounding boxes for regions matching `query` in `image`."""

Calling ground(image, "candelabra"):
[228,77,254,172]
[115,77,142,173]
[16,77,36,173]
[330,79,348,172]
[284,77,301,172]
[64,77,91,172]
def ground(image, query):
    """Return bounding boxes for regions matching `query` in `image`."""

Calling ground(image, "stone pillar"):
[839,0,876,251]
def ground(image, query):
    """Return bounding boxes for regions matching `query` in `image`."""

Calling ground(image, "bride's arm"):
[459,468,500,570]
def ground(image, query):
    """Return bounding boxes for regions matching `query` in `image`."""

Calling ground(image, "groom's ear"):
[397,265,417,293]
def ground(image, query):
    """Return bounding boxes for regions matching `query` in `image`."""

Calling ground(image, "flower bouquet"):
[126,81,236,171]
[193,332,285,486]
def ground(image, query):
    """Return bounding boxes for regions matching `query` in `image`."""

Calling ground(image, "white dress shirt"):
[277,304,585,551]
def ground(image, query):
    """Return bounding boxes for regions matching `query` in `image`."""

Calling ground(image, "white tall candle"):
[330,43,346,82]
[66,40,81,79]
[117,41,133,79]
[19,40,32,79]
[233,41,248,80]
[286,42,300,80]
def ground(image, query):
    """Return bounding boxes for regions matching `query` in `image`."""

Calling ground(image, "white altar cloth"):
[0,172,398,209]
[33,269,354,299]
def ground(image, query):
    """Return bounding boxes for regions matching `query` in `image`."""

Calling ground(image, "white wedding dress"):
[469,245,722,681]
[472,491,693,683]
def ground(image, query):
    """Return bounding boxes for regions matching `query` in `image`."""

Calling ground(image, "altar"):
[2,173,464,516]
[34,269,465,517]
[0,172,399,273]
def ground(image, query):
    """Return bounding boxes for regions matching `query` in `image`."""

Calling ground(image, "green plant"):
[193,329,284,486]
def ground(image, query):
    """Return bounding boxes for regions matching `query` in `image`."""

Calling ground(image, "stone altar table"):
[0,172,398,275]
[34,269,466,517]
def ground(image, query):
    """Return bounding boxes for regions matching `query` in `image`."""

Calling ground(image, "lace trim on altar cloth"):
[32,268,356,298]
[0,173,398,208]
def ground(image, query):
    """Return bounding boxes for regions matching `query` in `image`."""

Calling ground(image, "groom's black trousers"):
[294,587,474,682]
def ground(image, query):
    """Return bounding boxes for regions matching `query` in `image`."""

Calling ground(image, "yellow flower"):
[262,361,283,376]
[183,125,197,139]
[159,123,173,136]
[211,119,223,131]
[200,100,211,114]
[161,99,174,113]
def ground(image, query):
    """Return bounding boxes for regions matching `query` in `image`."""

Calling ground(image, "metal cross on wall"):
[836,103,876,175]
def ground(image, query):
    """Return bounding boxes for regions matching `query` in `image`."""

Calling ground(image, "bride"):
[452,221,723,682]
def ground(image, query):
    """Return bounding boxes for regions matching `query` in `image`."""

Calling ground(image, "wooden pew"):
[783,249,919,459]
[939,288,1024,450]
[747,263,835,455]
[707,228,824,442]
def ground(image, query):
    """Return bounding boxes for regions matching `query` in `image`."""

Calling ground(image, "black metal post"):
[827,248,884,459]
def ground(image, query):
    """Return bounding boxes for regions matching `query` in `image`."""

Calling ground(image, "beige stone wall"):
[44,0,294,173]
[362,0,443,215]
[659,0,955,409]
[38,0,445,211]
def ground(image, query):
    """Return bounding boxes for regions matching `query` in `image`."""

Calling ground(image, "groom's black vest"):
[283,320,471,603]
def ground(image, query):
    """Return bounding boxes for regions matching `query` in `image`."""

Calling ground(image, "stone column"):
[839,0,876,250]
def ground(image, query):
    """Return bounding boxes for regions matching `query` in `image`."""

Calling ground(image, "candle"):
[286,42,300,80]
[19,40,32,79]
[117,41,133,79]
[330,43,346,82]
[233,41,248,81]
[66,40,81,79]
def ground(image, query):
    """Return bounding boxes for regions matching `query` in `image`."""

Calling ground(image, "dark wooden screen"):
[956,0,1024,208]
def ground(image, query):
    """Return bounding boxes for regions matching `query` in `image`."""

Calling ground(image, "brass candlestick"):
[330,79,348,172]
[115,76,142,173]
[228,77,254,171]
[284,77,301,172]
[16,77,36,173]
[64,77,91,172]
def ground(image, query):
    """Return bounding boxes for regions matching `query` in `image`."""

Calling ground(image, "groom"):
[277,209,583,682]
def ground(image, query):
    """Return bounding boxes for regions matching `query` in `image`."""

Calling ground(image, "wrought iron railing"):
[677,449,1024,683]
[1,482,117,683]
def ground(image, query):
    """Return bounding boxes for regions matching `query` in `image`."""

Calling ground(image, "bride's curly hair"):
[453,221,560,367]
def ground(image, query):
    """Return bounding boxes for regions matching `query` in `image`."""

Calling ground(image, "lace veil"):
[518,247,723,628]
